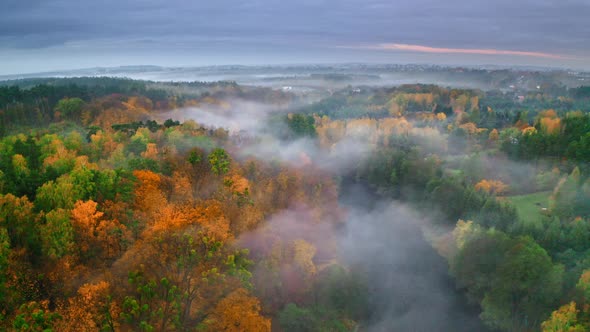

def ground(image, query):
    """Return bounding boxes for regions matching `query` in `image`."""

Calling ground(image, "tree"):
[206,288,270,332]
[0,228,10,308]
[480,237,564,331]
[278,303,317,332]
[474,179,509,195]
[35,176,82,212]
[55,97,84,120]
[133,169,166,222]
[57,281,119,332]
[541,302,585,332]
[286,114,316,138]
[488,129,499,141]
[120,273,182,331]
[12,301,61,331]
[208,148,230,175]
[576,269,590,300]
[71,200,126,261]
[40,209,74,260]
[117,227,252,330]
[0,194,38,252]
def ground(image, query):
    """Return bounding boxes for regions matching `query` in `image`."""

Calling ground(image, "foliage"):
[208,148,231,175]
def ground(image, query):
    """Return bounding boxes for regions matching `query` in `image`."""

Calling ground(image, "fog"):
[161,89,492,330]
[338,183,487,331]
[3,64,584,92]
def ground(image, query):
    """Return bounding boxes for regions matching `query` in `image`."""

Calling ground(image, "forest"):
[1,76,590,331]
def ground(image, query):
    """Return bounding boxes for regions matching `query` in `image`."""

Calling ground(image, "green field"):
[506,191,552,226]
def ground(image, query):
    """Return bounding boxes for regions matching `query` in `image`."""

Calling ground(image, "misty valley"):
[1,67,590,332]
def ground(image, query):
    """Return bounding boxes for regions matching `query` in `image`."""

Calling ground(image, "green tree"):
[40,209,74,260]
[0,228,10,307]
[55,97,84,120]
[208,148,230,175]
[480,237,564,331]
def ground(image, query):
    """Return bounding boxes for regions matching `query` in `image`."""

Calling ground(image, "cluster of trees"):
[501,111,590,164]
[2,76,590,331]
[0,81,366,331]
[300,84,590,331]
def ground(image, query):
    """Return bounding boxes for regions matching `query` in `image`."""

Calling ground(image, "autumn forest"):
[0,73,590,332]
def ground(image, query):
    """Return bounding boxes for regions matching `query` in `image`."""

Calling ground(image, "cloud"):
[2,0,590,73]
[362,43,570,60]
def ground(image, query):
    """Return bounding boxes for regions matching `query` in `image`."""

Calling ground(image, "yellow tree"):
[206,288,271,332]
[541,302,585,332]
[488,129,499,141]
[474,179,509,195]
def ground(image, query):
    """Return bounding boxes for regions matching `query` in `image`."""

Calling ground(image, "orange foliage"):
[57,281,119,332]
[133,170,166,215]
[459,122,486,135]
[474,179,509,195]
[488,128,499,141]
[141,143,159,160]
[147,200,231,241]
[540,117,562,134]
[225,173,250,194]
[540,109,558,118]
[522,126,537,135]
[206,288,271,332]
[71,200,127,260]
[170,171,193,202]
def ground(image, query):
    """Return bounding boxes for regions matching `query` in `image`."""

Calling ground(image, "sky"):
[1,0,590,75]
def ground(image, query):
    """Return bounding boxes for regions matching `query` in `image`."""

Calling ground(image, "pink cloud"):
[371,43,567,59]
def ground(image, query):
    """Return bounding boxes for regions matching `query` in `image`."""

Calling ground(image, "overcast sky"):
[1,0,589,74]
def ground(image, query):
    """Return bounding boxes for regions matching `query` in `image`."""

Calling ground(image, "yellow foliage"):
[474,179,509,195]
[488,129,499,141]
[453,220,480,250]
[12,154,30,176]
[206,288,271,332]
[459,122,485,135]
[522,126,537,135]
[541,302,585,332]
[293,239,317,277]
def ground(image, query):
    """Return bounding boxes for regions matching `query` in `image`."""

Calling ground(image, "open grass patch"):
[506,191,552,226]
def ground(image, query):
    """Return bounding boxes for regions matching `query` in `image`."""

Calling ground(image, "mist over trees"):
[0,73,589,331]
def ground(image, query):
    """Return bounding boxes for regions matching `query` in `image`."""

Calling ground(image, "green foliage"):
[208,148,230,175]
[187,148,203,165]
[0,228,10,306]
[313,265,370,320]
[506,191,551,230]
[12,302,61,332]
[279,303,317,332]
[453,232,564,331]
[35,178,79,212]
[278,303,354,332]
[55,97,84,119]
[121,272,182,331]
[40,209,74,260]
[287,114,316,137]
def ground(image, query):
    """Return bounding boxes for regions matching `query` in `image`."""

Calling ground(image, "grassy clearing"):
[506,191,552,226]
